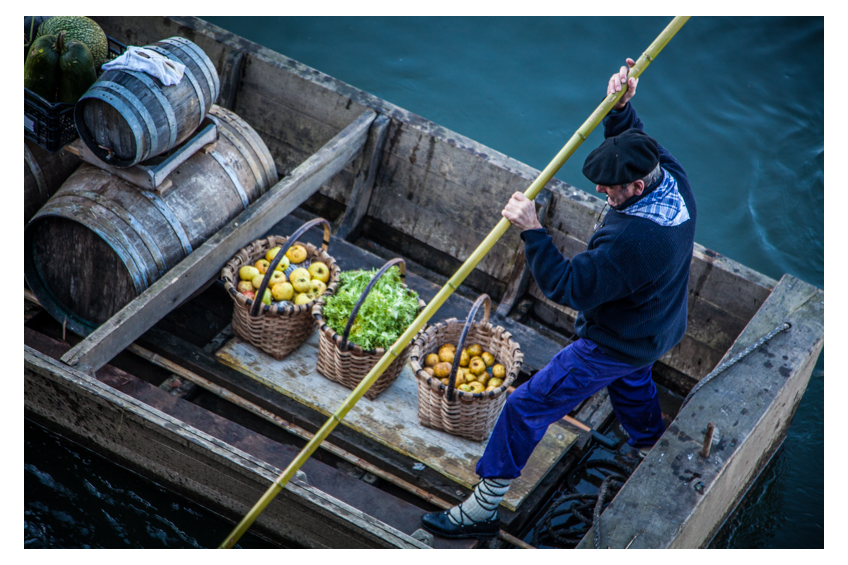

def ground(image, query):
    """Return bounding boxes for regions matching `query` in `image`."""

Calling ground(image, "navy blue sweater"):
[522,103,697,366]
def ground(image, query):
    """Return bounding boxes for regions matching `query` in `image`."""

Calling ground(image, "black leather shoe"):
[420,510,499,539]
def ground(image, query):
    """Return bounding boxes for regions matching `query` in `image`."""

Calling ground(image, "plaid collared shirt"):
[622,168,690,227]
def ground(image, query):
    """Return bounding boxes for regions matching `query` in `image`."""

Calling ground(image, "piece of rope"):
[681,322,791,409]
[532,460,634,548]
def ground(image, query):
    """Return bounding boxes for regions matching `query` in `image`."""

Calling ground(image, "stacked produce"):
[421,342,506,393]
[235,244,331,307]
[24,16,106,104]
[321,266,420,351]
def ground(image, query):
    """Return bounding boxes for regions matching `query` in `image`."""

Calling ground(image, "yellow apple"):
[268,270,286,286]
[239,265,260,281]
[254,259,270,274]
[308,261,330,283]
[237,281,254,294]
[310,279,327,296]
[265,246,281,262]
[271,282,294,301]
[286,244,308,264]
[289,267,310,281]
[293,292,313,306]
[291,273,312,293]
[251,273,266,290]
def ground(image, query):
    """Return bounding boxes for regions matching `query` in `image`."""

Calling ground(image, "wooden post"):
[60,110,376,373]
[334,114,391,241]
[495,188,552,318]
[218,48,246,111]
[701,422,716,458]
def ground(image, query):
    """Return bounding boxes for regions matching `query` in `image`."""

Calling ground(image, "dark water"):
[24,420,276,548]
[25,17,823,548]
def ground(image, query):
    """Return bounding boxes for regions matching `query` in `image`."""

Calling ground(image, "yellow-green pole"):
[220,15,690,549]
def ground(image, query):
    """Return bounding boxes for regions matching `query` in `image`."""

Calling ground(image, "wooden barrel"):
[24,105,278,336]
[24,139,81,224]
[74,36,220,168]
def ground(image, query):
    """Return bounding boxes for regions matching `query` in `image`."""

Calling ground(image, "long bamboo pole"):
[220,16,690,549]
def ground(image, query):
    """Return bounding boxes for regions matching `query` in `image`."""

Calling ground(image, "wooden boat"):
[24,16,824,549]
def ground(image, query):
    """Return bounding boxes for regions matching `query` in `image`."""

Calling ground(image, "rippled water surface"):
[24,421,276,548]
[25,16,823,549]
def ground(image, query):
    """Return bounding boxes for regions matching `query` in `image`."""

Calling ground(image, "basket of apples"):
[410,294,523,442]
[220,218,341,360]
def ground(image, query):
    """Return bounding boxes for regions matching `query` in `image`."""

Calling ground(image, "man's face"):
[595,181,642,207]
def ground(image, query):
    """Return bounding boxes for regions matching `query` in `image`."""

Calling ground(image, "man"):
[420,58,697,540]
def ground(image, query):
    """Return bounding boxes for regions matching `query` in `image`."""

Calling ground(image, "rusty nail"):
[701,422,715,458]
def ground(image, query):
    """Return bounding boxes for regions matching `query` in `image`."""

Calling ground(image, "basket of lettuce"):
[312,258,425,400]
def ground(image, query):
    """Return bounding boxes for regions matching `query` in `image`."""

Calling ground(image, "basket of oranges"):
[220,218,341,360]
[410,294,522,441]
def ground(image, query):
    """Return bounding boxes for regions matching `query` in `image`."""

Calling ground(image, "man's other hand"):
[502,192,542,232]
[609,57,638,110]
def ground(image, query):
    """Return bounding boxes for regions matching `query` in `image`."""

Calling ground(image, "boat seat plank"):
[215,332,578,512]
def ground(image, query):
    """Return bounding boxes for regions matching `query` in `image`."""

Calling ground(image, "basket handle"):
[446,294,491,402]
[249,217,331,317]
[339,258,407,351]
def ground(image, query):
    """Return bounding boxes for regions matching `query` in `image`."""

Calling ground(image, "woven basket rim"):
[221,234,341,317]
[313,285,426,356]
[409,318,522,400]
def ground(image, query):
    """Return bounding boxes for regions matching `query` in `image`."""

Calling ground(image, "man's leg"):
[606,364,665,449]
[420,338,624,539]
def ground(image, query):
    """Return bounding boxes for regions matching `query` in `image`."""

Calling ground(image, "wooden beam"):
[219,48,246,111]
[60,110,377,372]
[495,189,552,318]
[335,114,391,240]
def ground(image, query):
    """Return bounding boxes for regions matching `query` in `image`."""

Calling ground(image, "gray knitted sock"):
[446,478,511,526]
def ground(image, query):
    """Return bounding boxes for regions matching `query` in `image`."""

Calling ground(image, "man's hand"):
[608,57,638,110]
[502,192,542,232]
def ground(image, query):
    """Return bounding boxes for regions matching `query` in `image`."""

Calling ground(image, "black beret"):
[582,129,659,186]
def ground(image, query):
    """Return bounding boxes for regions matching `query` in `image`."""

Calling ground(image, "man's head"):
[583,129,660,207]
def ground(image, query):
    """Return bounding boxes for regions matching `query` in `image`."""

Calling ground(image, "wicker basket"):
[410,294,523,442]
[312,258,426,400]
[220,218,340,360]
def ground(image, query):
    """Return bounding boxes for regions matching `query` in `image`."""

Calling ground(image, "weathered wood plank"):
[25,345,427,548]
[335,114,391,240]
[373,148,526,249]
[576,275,823,548]
[235,87,344,161]
[367,187,521,283]
[60,110,376,372]
[260,128,358,203]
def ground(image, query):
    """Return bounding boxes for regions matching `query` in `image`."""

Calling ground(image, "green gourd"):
[57,32,96,104]
[36,16,108,71]
[24,34,60,101]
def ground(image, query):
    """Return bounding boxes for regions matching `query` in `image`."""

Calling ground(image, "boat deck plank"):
[216,333,578,512]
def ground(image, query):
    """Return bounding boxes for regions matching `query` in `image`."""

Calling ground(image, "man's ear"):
[632,179,645,196]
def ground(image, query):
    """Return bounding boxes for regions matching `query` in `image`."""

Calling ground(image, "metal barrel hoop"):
[445,294,491,402]
[339,258,407,352]
[248,217,331,317]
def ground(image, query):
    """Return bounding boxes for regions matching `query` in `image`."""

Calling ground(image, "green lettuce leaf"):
[322,266,421,351]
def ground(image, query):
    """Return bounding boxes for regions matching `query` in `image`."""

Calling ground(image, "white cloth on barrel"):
[101,46,186,86]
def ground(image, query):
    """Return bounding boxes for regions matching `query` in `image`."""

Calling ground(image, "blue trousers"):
[476,338,665,479]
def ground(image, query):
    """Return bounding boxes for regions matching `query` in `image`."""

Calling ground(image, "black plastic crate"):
[24,36,126,154]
